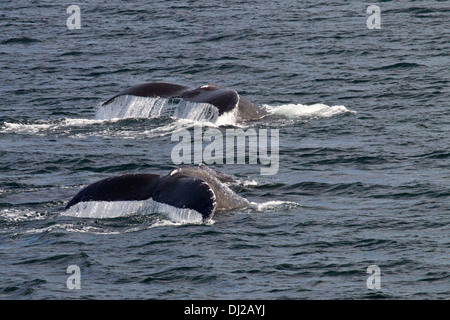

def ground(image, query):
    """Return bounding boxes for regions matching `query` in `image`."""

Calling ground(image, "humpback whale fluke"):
[102,82,267,121]
[65,164,248,221]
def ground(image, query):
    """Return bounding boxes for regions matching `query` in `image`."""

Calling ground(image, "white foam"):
[1,118,114,135]
[215,109,239,127]
[2,122,53,134]
[249,200,301,212]
[235,179,259,187]
[0,208,44,222]
[263,103,355,119]
[61,199,205,224]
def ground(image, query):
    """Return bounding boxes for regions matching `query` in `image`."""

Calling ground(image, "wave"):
[370,62,424,71]
[0,117,190,139]
[1,37,41,45]
[0,118,110,135]
[0,117,227,139]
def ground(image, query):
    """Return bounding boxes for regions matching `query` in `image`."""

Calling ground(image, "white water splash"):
[61,199,205,224]
[96,95,227,124]
[173,101,219,123]
[96,96,170,120]
[263,103,355,118]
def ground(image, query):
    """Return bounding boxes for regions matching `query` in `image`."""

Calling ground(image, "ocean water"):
[0,0,448,299]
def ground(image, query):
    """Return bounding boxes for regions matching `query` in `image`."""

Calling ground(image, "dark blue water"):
[0,1,448,299]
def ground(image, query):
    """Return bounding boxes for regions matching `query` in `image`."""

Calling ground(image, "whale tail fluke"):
[64,172,217,221]
[64,174,161,210]
[101,82,268,121]
[153,173,216,221]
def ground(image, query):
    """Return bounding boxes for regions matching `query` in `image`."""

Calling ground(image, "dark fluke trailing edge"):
[102,82,267,121]
[65,164,249,221]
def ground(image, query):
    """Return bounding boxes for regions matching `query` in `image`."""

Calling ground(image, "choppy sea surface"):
[0,1,448,299]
